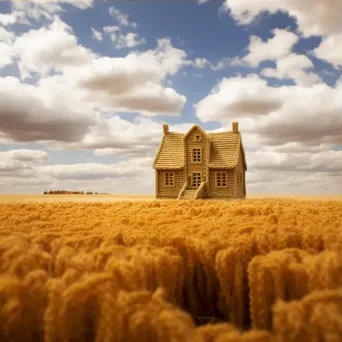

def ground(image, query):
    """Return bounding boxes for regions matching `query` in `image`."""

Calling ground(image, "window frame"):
[192,172,202,188]
[165,171,175,187]
[216,171,228,188]
[191,147,202,164]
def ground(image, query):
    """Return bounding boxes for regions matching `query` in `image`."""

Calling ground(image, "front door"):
[191,172,201,189]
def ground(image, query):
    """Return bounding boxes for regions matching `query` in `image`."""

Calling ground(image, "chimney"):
[232,121,239,133]
[163,123,169,135]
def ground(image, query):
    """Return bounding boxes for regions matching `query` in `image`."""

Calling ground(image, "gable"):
[207,132,246,170]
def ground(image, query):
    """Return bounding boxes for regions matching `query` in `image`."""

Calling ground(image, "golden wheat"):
[0,198,341,341]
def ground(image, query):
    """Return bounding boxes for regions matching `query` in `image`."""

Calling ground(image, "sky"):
[0,0,341,195]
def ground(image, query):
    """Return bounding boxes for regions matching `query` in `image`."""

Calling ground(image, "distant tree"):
[43,191,47,195]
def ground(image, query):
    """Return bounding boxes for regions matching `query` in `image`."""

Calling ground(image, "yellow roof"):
[153,132,184,169]
[153,127,247,170]
[207,132,243,169]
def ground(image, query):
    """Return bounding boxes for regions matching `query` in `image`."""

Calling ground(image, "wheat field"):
[0,195,341,342]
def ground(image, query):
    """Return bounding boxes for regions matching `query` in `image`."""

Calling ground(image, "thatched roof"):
[153,124,247,171]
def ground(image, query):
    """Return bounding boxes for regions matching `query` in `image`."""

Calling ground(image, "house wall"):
[208,169,235,198]
[185,127,208,187]
[156,170,184,198]
[235,150,245,199]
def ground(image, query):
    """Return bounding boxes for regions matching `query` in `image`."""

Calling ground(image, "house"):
[152,122,247,200]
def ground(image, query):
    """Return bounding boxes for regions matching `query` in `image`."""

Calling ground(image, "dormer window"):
[194,134,202,142]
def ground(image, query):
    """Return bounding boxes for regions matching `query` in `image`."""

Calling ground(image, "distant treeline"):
[43,191,100,195]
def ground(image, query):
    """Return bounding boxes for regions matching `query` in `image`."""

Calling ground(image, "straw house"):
[152,122,247,200]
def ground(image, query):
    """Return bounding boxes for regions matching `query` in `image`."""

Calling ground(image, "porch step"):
[180,189,197,200]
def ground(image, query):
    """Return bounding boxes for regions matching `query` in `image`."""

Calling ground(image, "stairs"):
[180,189,197,200]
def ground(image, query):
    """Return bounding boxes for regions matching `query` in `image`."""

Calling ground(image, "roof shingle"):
[153,126,247,171]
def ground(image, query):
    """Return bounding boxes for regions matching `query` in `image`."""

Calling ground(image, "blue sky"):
[0,0,341,195]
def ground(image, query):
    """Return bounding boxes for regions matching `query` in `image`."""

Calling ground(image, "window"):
[192,172,201,187]
[165,172,175,187]
[216,172,228,188]
[194,134,202,142]
[192,148,202,163]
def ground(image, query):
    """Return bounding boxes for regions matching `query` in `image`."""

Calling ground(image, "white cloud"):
[221,0,342,37]
[0,149,49,175]
[0,149,50,162]
[211,57,244,71]
[193,57,209,68]
[103,26,120,34]
[103,26,145,49]
[313,33,342,69]
[0,42,16,69]
[109,6,137,28]
[0,156,155,195]
[195,74,342,148]
[116,32,146,49]
[0,26,15,44]
[0,13,17,26]
[0,76,96,143]
[210,29,322,85]
[91,27,103,41]
[3,0,93,26]
[261,53,322,86]
[36,158,151,180]
[242,29,299,67]
[248,150,342,172]
[14,17,95,79]
[1,16,187,117]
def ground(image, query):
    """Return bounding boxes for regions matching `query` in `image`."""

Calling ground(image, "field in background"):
[1,193,342,203]
[0,197,341,341]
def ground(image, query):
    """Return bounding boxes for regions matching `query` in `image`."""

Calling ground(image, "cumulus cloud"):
[210,29,321,85]
[0,156,155,195]
[0,12,17,26]
[221,0,342,37]
[0,149,49,162]
[14,17,95,79]
[0,26,15,44]
[0,17,189,134]
[109,6,137,28]
[36,160,149,180]
[313,33,342,69]
[75,38,188,115]
[0,76,97,143]
[0,148,49,175]
[0,42,16,69]
[220,0,342,71]
[246,169,342,195]
[248,150,342,172]
[243,29,299,67]
[261,53,322,86]
[195,74,342,147]
[1,0,93,26]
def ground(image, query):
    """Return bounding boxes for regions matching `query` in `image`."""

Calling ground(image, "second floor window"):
[192,148,201,163]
